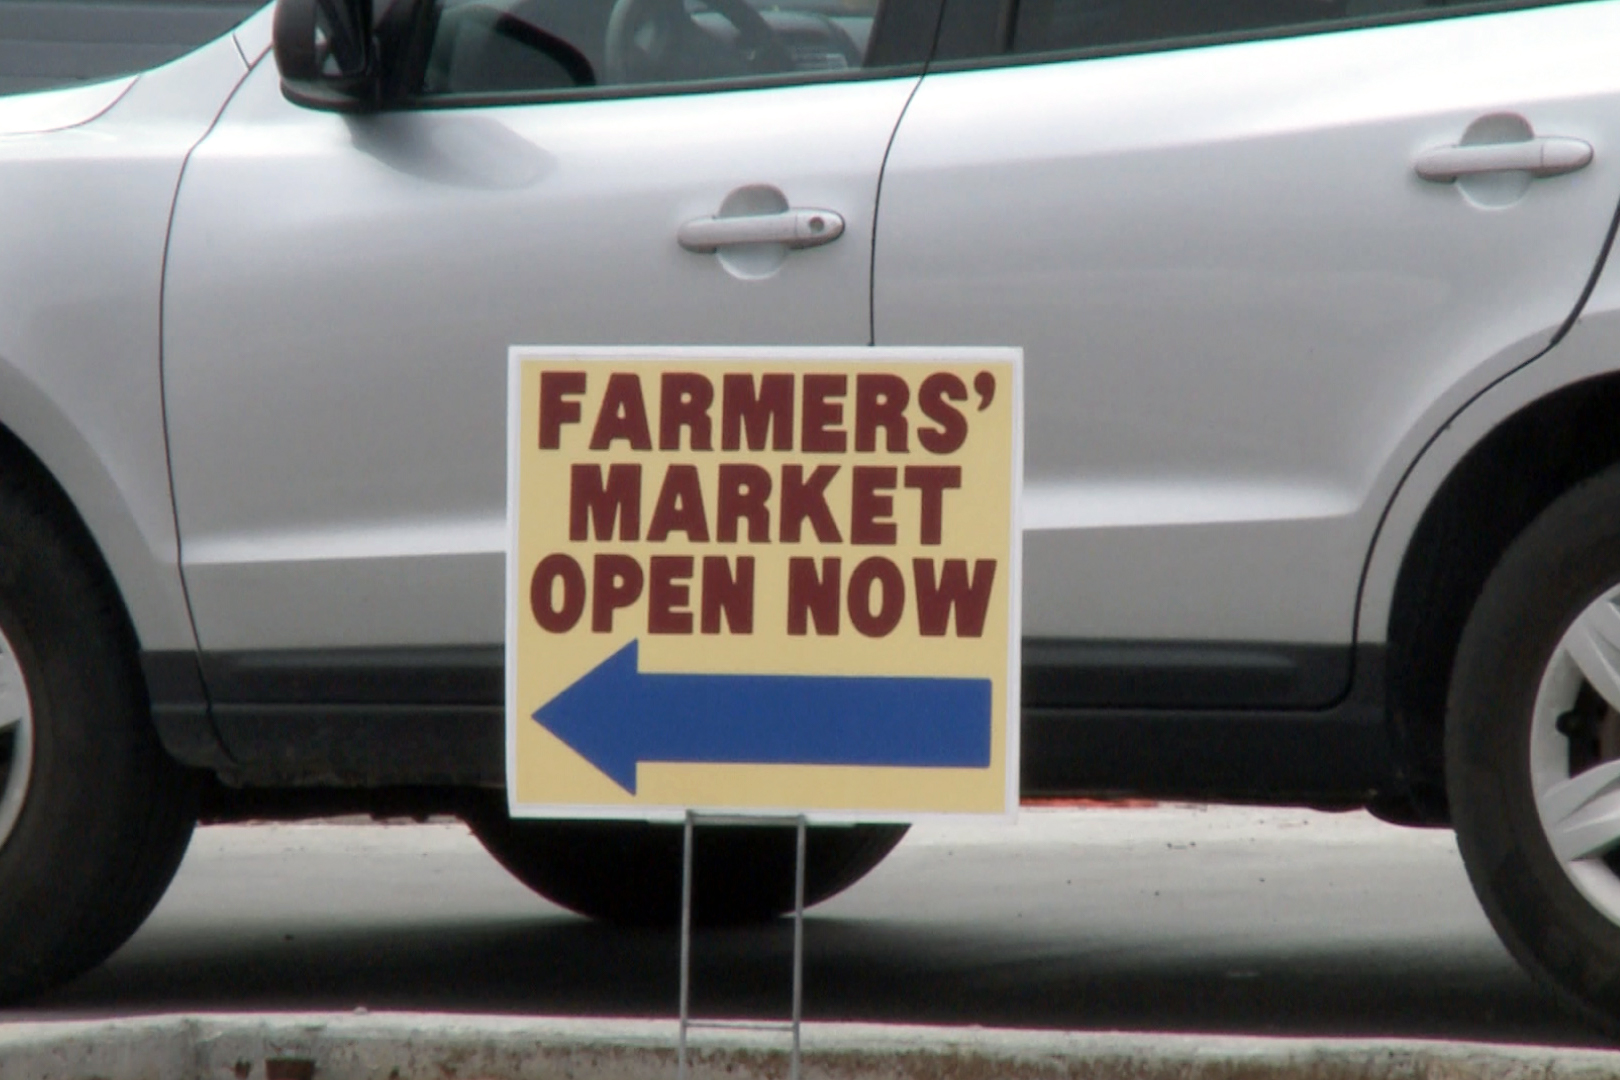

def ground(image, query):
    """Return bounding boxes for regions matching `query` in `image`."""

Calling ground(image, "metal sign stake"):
[677,811,809,1080]
[791,813,806,1080]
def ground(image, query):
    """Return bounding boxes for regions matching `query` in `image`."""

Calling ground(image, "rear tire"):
[1448,463,1620,1035]
[468,809,906,925]
[0,470,196,1001]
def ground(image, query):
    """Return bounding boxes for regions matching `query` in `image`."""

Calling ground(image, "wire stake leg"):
[791,815,806,1080]
[678,811,695,1080]
[677,812,810,1080]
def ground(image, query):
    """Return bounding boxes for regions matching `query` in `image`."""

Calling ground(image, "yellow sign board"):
[505,347,1021,820]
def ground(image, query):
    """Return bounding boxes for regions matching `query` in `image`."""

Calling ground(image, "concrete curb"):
[1,1015,1617,1080]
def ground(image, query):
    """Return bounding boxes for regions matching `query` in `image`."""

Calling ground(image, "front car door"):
[161,0,936,751]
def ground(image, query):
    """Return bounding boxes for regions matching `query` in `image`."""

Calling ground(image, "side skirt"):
[1024,645,1392,805]
[142,641,1396,802]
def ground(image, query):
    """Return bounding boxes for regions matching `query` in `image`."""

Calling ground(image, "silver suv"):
[4,0,1620,1034]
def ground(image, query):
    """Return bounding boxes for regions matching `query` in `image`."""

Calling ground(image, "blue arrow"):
[532,639,992,794]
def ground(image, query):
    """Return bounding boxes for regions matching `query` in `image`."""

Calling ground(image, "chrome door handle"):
[1415,136,1592,182]
[677,209,845,253]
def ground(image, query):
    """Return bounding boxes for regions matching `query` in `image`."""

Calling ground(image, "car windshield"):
[0,2,261,97]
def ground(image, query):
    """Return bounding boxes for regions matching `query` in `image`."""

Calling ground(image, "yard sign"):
[506,347,1021,821]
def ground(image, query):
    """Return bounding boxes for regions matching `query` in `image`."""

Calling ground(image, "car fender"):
[1358,211,1620,645]
[0,31,248,652]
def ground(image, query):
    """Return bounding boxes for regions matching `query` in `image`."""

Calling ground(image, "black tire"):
[468,807,906,925]
[0,468,197,1002]
[1448,463,1620,1036]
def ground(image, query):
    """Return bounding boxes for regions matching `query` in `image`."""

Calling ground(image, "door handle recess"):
[1415,136,1593,182]
[677,209,845,253]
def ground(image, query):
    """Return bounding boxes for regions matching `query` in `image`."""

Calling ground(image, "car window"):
[1013,0,1408,53]
[933,0,1571,62]
[417,0,900,98]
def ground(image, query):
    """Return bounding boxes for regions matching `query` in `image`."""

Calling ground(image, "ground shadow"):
[16,911,1602,1047]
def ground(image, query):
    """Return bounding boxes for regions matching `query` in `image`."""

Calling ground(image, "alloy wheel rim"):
[1531,583,1620,925]
[0,631,31,854]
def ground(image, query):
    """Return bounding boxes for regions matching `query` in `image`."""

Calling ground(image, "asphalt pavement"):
[8,804,1604,1047]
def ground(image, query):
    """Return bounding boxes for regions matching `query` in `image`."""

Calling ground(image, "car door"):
[875,0,1620,708]
[162,0,934,672]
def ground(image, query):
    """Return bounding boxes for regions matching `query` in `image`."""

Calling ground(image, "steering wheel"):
[604,0,793,84]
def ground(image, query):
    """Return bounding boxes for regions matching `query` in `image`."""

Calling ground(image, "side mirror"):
[274,0,380,111]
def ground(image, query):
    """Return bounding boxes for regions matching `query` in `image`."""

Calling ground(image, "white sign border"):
[505,345,1023,825]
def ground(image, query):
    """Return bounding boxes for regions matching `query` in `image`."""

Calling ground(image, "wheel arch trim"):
[1357,303,1620,648]
[0,353,195,653]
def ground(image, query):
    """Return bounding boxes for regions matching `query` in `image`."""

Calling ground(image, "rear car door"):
[876,0,1620,711]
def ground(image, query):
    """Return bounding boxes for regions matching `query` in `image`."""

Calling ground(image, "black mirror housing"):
[274,0,381,111]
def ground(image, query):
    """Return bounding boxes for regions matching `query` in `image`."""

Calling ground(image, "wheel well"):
[0,423,142,670]
[1388,372,1620,822]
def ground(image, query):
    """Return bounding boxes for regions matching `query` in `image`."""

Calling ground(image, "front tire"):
[1449,463,1620,1035]
[0,469,196,1001]
[469,809,906,925]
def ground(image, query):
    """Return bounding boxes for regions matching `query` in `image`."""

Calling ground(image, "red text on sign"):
[539,371,981,456]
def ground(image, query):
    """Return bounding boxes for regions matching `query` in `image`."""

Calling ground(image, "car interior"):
[416,0,1480,98]
[421,0,879,93]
